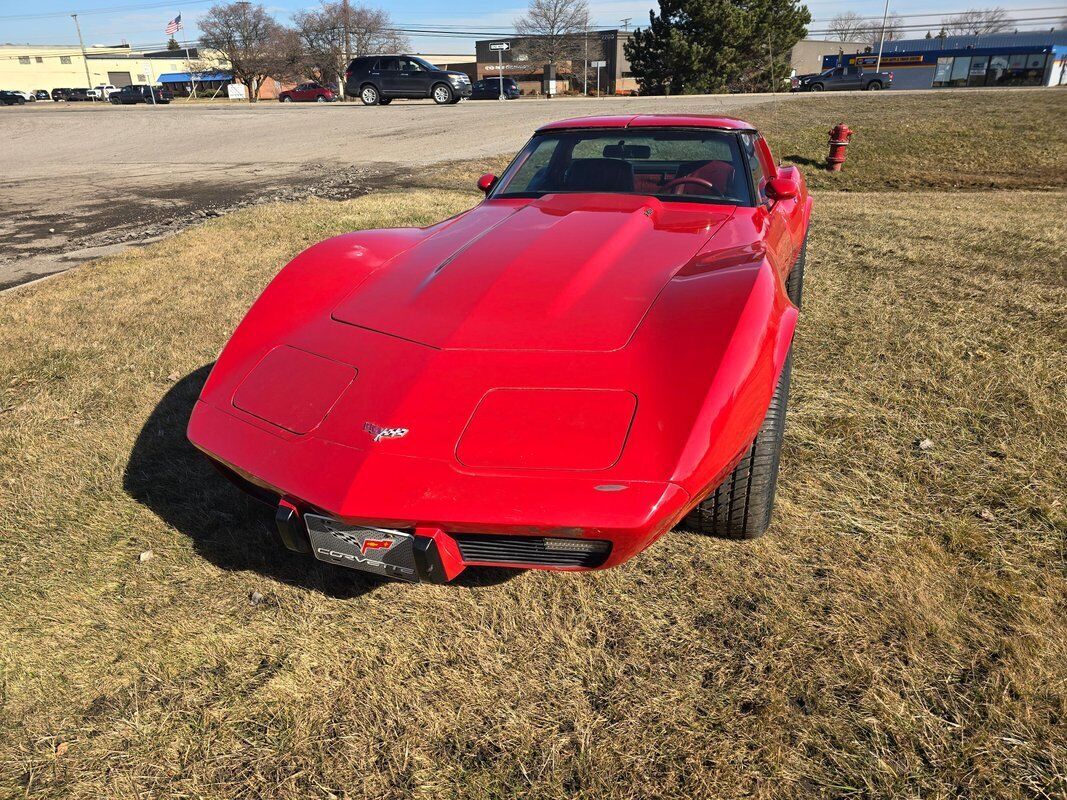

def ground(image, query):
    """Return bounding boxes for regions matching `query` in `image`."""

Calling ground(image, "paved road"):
[1,94,793,290]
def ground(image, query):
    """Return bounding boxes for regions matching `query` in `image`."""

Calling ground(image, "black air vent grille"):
[453,534,611,568]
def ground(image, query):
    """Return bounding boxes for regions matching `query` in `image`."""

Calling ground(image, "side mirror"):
[477,173,497,194]
[765,177,799,202]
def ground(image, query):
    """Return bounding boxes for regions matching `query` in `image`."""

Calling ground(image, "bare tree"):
[199,2,301,101]
[514,0,591,73]
[942,8,1013,35]
[827,11,869,41]
[828,11,904,44]
[294,2,409,97]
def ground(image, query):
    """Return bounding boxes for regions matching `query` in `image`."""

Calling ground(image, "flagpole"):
[180,13,197,100]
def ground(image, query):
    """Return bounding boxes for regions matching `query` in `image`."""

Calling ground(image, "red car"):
[279,82,335,102]
[187,115,812,583]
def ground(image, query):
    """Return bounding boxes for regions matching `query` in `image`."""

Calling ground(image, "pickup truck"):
[792,64,893,92]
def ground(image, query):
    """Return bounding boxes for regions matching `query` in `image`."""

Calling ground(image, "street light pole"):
[71,14,94,99]
[875,0,891,72]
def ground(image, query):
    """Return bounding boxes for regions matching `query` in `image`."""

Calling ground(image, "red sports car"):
[187,114,812,583]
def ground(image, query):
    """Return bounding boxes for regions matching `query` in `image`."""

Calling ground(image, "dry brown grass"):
[0,92,1065,799]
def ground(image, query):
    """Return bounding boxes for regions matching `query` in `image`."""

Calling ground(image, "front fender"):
[672,259,796,496]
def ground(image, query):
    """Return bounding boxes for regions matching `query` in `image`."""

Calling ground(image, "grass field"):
[0,90,1065,799]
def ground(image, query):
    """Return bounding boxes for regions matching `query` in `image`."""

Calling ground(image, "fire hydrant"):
[826,123,854,172]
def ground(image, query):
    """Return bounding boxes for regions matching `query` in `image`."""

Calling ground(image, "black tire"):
[785,235,807,308]
[810,83,824,92]
[681,349,792,539]
[866,81,882,91]
[379,98,392,105]
[315,95,327,102]
[431,83,454,105]
[360,84,380,105]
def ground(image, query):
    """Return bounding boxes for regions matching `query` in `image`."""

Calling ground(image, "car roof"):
[536,114,757,133]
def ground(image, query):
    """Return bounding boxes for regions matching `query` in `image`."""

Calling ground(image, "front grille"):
[453,534,611,568]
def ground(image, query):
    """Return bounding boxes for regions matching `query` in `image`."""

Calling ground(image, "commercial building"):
[0,44,209,94]
[822,30,1067,89]
[789,39,870,75]
[475,30,637,96]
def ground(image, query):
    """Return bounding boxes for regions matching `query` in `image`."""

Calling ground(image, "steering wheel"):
[662,176,721,196]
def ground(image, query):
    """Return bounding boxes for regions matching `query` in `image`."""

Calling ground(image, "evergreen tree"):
[625,0,810,94]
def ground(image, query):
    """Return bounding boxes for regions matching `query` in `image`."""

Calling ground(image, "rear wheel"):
[866,81,882,91]
[785,236,807,308]
[432,83,454,105]
[680,349,792,540]
[360,84,380,105]
[282,96,293,102]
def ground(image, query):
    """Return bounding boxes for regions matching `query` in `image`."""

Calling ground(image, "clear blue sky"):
[1,0,1061,53]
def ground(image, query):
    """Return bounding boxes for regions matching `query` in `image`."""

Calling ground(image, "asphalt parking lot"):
[0,94,794,290]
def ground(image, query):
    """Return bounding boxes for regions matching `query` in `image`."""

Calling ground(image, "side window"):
[379,58,400,71]
[740,133,769,202]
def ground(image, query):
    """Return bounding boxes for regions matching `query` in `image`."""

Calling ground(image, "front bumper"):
[189,398,690,580]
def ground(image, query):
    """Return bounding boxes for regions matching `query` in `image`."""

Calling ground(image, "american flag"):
[165,13,182,35]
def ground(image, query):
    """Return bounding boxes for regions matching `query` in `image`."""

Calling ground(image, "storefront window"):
[967,55,988,86]
[949,57,971,86]
[933,57,953,86]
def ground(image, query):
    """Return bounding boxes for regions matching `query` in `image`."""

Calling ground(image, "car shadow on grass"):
[124,365,516,598]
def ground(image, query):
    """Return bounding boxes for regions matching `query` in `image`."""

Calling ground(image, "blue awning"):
[156,71,232,83]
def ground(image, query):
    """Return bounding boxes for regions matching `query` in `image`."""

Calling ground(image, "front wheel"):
[316,95,327,102]
[432,83,454,105]
[360,84,380,105]
[810,83,824,92]
[680,349,792,539]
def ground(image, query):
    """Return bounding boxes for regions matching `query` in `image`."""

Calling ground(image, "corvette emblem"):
[360,537,395,554]
[364,422,409,442]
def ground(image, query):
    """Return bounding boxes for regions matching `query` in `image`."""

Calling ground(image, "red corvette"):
[187,114,812,583]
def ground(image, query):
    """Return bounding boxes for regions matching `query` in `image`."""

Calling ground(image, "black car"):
[0,91,26,105]
[344,55,472,105]
[791,64,893,92]
[52,88,72,101]
[470,77,520,100]
[108,84,173,105]
[66,88,92,101]
[33,89,51,101]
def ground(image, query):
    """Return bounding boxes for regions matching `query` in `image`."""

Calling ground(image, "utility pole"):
[768,31,775,93]
[339,0,351,102]
[875,0,891,72]
[620,18,631,31]
[583,25,588,95]
[71,14,94,99]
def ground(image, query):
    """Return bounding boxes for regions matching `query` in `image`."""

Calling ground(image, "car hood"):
[331,194,734,351]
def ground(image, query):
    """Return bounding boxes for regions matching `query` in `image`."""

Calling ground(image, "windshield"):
[492,129,752,205]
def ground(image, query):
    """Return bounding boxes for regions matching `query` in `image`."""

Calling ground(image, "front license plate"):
[305,514,418,582]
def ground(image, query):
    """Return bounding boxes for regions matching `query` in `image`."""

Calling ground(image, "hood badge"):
[364,422,409,442]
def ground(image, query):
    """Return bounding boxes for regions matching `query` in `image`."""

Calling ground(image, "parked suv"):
[51,88,72,101]
[471,77,520,100]
[344,55,472,105]
[279,82,336,102]
[109,84,172,104]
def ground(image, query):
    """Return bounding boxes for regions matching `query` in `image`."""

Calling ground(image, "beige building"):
[0,43,218,94]
[788,39,871,76]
